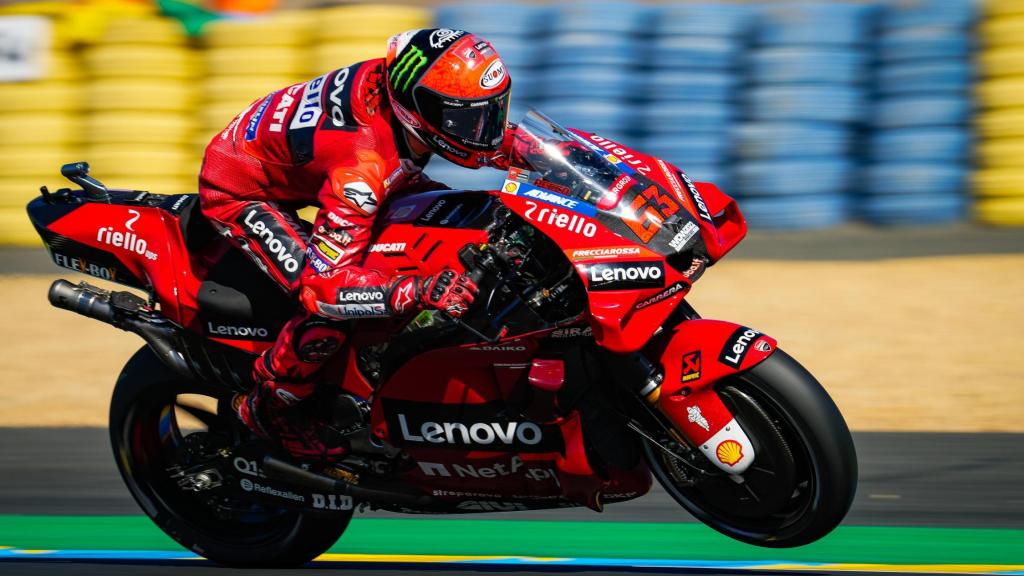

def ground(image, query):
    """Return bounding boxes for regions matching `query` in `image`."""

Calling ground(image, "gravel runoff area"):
[0,224,1022,430]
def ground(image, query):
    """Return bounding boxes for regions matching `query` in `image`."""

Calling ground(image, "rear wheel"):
[109,346,351,567]
[644,349,857,547]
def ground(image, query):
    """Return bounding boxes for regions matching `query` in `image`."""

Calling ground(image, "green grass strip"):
[0,516,1021,564]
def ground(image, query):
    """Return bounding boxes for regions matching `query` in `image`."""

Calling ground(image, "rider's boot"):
[233,354,346,461]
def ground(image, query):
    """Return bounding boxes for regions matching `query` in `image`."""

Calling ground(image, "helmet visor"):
[416,87,510,150]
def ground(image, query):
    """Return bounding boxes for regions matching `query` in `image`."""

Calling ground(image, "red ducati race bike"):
[27,111,856,566]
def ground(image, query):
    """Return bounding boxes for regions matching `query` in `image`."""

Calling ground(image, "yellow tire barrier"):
[312,43,382,75]
[86,145,196,179]
[85,45,200,79]
[0,146,81,178]
[0,179,65,211]
[987,0,1024,18]
[202,12,312,49]
[316,5,431,42]
[981,15,1024,47]
[102,17,186,46]
[101,176,198,195]
[976,197,1024,226]
[86,113,196,146]
[0,114,80,147]
[980,47,1024,77]
[48,52,82,82]
[201,104,245,134]
[973,168,1024,198]
[0,82,79,113]
[88,80,197,113]
[976,76,1024,109]
[203,76,295,106]
[977,138,1024,169]
[977,107,1024,139]
[0,207,43,246]
[205,47,306,77]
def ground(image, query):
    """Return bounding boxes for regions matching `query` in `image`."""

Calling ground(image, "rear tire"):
[109,346,351,567]
[645,349,857,547]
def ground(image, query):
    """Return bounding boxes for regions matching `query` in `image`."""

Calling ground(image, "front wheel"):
[109,346,352,567]
[644,349,857,547]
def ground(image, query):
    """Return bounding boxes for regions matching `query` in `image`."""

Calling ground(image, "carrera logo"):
[96,210,158,261]
[635,281,685,309]
[386,401,563,452]
[718,327,761,368]
[369,242,406,253]
[479,59,506,89]
[524,201,597,237]
[586,261,664,291]
[207,321,272,340]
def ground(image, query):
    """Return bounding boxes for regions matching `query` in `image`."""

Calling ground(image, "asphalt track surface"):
[1,428,1022,527]
[1,429,1022,576]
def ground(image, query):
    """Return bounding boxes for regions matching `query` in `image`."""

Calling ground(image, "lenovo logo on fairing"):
[207,322,270,339]
[398,414,543,447]
[587,261,664,291]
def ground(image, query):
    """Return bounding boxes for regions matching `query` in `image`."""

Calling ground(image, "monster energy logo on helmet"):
[391,46,428,92]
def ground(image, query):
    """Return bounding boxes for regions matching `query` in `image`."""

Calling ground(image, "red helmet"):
[385,29,511,168]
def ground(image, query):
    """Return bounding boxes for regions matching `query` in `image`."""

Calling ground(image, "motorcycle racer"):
[198,28,514,460]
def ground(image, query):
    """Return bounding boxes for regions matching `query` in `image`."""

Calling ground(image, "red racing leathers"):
[199,59,507,454]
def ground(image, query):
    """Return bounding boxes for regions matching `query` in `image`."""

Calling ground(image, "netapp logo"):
[587,261,664,291]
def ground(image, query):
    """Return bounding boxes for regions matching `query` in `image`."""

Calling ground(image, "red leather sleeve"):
[298,151,395,320]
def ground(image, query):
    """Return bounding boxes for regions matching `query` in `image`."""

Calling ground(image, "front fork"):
[633,306,778,476]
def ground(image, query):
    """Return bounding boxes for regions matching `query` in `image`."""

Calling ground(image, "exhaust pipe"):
[48,279,191,376]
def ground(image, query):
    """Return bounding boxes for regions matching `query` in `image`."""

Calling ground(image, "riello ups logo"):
[384,400,563,452]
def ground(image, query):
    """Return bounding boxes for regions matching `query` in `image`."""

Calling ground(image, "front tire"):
[644,349,857,547]
[109,346,351,567]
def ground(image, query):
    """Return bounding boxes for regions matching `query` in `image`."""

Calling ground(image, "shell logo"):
[503,181,520,194]
[716,440,744,466]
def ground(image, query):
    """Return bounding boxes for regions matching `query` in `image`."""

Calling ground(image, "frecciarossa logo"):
[384,400,563,452]
[586,261,665,291]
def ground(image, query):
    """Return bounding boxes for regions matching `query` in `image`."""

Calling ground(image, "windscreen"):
[505,110,708,260]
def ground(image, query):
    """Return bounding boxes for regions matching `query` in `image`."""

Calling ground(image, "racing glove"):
[388,269,478,318]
